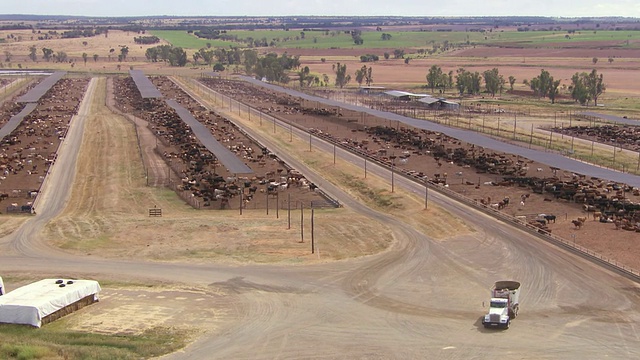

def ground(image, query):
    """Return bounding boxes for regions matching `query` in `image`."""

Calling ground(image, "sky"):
[3,0,640,18]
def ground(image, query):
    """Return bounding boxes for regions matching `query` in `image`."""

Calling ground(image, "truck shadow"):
[474,316,507,332]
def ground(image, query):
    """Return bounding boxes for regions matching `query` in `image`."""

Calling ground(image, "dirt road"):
[1,77,639,359]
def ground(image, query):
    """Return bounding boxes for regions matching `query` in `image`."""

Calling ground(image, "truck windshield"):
[490,301,507,308]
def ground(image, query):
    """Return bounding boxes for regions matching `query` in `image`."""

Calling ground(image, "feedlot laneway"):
[198,77,640,270]
[1,76,640,359]
[0,77,89,213]
[112,75,329,210]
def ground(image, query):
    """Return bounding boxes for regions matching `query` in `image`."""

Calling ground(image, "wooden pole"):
[529,124,534,149]
[424,183,428,209]
[300,204,304,243]
[311,209,315,254]
[287,193,291,229]
[364,158,367,178]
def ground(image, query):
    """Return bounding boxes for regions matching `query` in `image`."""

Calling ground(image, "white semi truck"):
[482,280,520,329]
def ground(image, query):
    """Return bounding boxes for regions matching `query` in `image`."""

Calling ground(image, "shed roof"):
[165,100,253,174]
[16,72,66,103]
[417,96,440,105]
[129,70,163,99]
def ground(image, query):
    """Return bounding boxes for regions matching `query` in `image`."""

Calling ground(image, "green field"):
[0,323,188,360]
[150,30,243,49]
[152,29,640,50]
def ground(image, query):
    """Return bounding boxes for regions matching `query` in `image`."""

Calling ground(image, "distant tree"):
[483,68,501,97]
[320,58,326,63]
[393,49,404,59]
[334,62,351,88]
[570,72,590,105]
[3,51,11,62]
[120,46,129,61]
[455,68,482,95]
[300,31,305,39]
[426,65,443,92]
[548,79,561,104]
[355,65,366,86]
[383,52,390,60]
[145,47,159,62]
[82,52,88,65]
[298,66,312,87]
[242,49,258,73]
[404,58,410,64]
[381,33,392,41]
[55,51,67,63]
[28,46,37,62]
[508,75,516,92]
[529,69,554,99]
[585,69,605,106]
[42,47,53,62]
[93,54,98,62]
[608,56,614,64]
[213,63,225,72]
[592,57,598,65]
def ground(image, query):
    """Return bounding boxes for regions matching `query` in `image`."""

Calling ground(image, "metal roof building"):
[0,103,37,141]
[16,72,66,103]
[129,70,163,99]
[165,100,253,174]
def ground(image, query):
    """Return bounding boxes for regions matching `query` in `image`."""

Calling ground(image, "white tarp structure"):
[0,279,101,327]
[0,276,4,295]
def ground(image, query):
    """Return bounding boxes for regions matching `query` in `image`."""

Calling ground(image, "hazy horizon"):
[3,0,640,18]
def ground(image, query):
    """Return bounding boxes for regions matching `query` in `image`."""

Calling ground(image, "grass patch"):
[0,324,189,360]
[152,29,640,51]
[339,173,402,209]
[150,30,242,49]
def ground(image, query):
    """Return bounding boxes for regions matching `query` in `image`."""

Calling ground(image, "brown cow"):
[572,219,584,229]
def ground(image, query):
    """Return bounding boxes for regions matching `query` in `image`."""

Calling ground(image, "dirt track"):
[1,75,640,359]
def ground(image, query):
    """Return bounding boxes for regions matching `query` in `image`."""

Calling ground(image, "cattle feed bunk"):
[114,75,339,211]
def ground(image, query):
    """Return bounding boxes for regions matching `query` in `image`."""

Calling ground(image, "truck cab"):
[484,298,512,328]
[482,281,520,329]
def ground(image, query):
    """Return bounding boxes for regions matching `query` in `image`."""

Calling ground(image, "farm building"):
[383,90,430,101]
[358,85,386,94]
[0,278,101,327]
[417,96,460,110]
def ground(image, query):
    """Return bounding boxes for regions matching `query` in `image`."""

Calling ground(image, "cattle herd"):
[0,73,638,238]
[550,124,640,152]
[197,77,640,233]
[112,75,330,210]
[0,77,89,213]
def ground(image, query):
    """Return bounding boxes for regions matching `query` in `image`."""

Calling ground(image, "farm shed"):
[0,279,101,327]
[440,100,460,111]
[383,90,429,101]
[417,96,460,110]
[358,85,386,94]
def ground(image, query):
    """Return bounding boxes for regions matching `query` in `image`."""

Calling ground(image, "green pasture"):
[482,30,640,47]
[150,30,242,49]
[152,29,640,51]
[0,323,189,360]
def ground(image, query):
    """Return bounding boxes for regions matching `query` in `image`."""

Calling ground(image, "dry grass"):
[43,77,396,264]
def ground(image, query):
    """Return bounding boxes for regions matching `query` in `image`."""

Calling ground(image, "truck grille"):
[490,314,501,322]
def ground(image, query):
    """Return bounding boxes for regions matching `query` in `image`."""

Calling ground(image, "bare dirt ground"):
[196,77,640,270]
